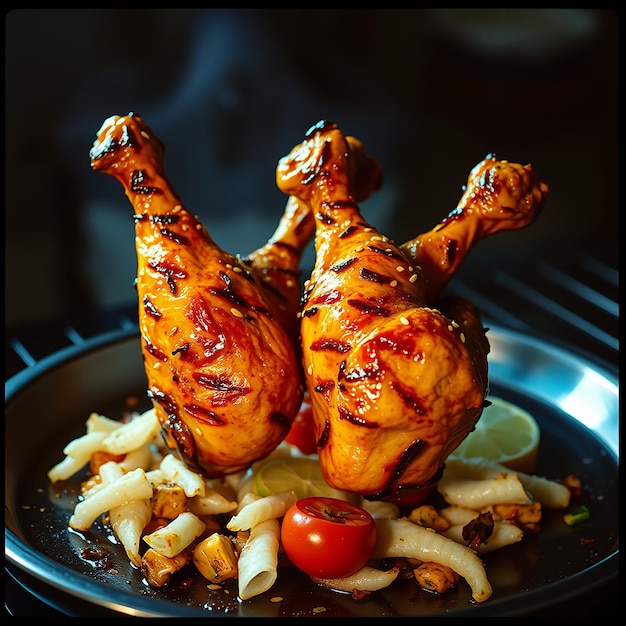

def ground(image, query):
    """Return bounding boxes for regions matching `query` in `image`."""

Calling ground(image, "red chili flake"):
[580,537,596,545]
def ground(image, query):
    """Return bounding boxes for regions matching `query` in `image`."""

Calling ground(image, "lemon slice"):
[253,457,358,502]
[449,396,540,474]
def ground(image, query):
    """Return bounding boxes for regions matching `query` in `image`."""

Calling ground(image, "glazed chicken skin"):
[89,113,305,477]
[400,154,549,302]
[277,120,491,501]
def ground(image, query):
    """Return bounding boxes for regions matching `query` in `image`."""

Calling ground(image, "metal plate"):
[5,326,619,617]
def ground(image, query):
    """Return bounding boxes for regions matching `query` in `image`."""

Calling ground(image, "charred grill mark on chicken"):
[171,343,191,357]
[269,411,293,431]
[338,406,378,428]
[206,271,270,320]
[159,228,189,246]
[359,267,390,283]
[193,372,250,397]
[184,404,226,426]
[143,295,162,319]
[330,258,358,273]
[367,244,406,262]
[313,380,335,397]
[339,224,359,238]
[347,300,391,316]
[148,258,187,295]
[143,337,168,362]
[310,338,351,353]
[131,170,161,195]
[390,380,427,416]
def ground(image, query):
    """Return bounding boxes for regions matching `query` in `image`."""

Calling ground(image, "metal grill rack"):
[448,244,618,373]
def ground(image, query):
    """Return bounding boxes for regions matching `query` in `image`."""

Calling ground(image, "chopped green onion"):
[563,505,590,526]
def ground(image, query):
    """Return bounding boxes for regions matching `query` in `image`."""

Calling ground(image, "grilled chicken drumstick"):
[400,154,549,302]
[277,121,490,501]
[90,113,305,477]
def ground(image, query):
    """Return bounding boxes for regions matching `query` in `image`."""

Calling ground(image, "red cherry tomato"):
[285,400,317,455]
[280,496,377,579]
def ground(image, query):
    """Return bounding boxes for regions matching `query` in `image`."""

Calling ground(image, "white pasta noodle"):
[187,488,238,516]
[439,505,479,526]
[86,412,123,433]
[143,511,206,558]
[110,499,153,567]
[158,454,205,497]
[63,431,109,457]
[227,490,297,531]
[204,477,238,502]
[237,491,261,513]
[118,442,157,472]
[513,471,571,509]
[80,477,108,500]
[437,472,531,509]
[48,454,93,484]
[99,460,125,484]
[69,467,153,531]
[234,474,256,506]
[46,430,111,483]
[439,504,527,552]
[372,518,492,603]
[311,565,400,592]
[48,411,158,483]
[443,457,509,480]
[145,468,167,486]
[101,409,161,455]
[237,518,280,600]
[438,505,474,526]
[100,461,152,566]
[444,458,571,509]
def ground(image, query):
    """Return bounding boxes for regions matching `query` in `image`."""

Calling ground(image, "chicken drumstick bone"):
[401,154,549,302]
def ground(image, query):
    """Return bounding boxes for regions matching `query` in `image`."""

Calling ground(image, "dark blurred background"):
[5,8,618,330]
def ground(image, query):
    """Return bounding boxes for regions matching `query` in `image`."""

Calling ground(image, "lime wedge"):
[449,396,540,474]
[253,457,357,501]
